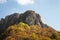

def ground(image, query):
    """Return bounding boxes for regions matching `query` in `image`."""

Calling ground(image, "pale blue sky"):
[0,0,60,31]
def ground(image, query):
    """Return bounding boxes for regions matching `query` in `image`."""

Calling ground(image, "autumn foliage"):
[0,22,60,40]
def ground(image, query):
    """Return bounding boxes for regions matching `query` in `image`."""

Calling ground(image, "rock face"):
[19,10,43,26]
[0,10,48,34]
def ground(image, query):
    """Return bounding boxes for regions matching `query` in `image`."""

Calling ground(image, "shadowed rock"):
[0,10,48,34]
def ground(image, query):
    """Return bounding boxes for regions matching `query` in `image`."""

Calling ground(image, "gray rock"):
[0,10,48,34]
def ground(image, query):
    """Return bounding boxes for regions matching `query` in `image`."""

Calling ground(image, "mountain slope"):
[0,10,48,34]
[0,22,60,40]
[0,10,60,40]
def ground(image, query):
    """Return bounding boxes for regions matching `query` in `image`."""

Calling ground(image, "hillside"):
[0,10,48,34]
[0,22,60,40]
[0,10,60,40]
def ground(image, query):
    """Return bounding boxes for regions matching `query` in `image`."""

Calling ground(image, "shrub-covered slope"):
[0,10,48,34]
[0,22,60,40]
[0,10,60,40]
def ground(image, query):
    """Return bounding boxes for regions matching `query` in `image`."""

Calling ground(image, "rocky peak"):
[0,10,48,34]
[18,10,43,26]
[24,10,36,15]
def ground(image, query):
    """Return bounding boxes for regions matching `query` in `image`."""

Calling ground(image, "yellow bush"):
[40,36,51,40]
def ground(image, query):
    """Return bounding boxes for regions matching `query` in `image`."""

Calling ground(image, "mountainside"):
[0,10,60,40]
[0,10,48,34]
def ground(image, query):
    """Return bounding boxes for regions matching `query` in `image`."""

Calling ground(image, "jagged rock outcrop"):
[19,10,43,26]
[0,10,48,34]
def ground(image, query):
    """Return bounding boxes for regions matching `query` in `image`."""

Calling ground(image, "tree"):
[52,33,58,39]
[40,36,51,40]
[30,33,38,40]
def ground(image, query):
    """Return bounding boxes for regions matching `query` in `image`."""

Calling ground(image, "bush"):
[40,36,51,40]
[52,33,58,39]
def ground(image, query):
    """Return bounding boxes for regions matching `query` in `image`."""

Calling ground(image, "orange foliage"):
[1,22,59,40]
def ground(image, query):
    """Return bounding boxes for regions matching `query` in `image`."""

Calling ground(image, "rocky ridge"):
[0,10,52,34]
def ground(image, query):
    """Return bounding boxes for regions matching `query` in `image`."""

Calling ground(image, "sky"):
[0,0,60,31]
